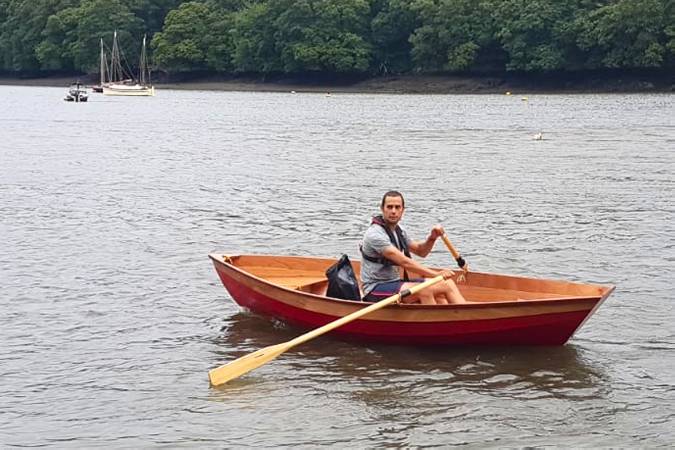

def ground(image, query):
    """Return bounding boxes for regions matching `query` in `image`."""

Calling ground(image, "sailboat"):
[103,32,155,97]
[91,38,109,93]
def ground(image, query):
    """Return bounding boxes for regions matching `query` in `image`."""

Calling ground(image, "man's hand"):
[439,269,456,280]
[429,224,445,241]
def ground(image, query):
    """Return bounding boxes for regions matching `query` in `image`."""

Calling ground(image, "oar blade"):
[207,275,449,386]
[208,342,289,387]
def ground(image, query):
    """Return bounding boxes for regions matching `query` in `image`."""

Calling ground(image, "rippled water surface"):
[1,86,674,447]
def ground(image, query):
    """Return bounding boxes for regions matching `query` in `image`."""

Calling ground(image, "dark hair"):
[381,190,405,208]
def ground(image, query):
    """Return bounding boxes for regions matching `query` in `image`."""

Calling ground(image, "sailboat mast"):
[139,35,147,85]
[99,38,105,85]
[111,30,123,83]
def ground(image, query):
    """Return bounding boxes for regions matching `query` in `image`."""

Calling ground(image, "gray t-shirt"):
[360,223,412,295]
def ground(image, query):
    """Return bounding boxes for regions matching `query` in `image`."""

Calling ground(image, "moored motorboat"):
[210,254,614,346]
[64,82,88,102]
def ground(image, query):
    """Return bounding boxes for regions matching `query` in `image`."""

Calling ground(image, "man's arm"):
[408,225,445,257]
[381,245,444,278]
[408,235,436,257]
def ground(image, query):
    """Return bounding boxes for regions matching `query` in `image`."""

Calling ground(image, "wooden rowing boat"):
[209,254,614,346]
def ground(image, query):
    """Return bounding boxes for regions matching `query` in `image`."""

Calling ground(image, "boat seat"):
[269,276,328,290]
[296,278,367,299]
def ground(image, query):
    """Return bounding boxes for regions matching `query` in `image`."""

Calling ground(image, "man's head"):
[380,191,405,226]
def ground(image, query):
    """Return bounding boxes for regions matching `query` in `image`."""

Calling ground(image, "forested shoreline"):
[1,0,673,83]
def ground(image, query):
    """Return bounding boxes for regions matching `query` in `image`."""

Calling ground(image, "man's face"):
[381,195,404,226]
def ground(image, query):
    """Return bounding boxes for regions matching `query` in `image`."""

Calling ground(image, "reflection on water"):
[209,312,615,447]
[213,313,606,402]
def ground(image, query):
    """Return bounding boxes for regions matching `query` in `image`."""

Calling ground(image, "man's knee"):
[440,280,454,292]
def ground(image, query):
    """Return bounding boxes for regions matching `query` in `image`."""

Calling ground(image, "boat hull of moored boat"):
[102,84,155,96]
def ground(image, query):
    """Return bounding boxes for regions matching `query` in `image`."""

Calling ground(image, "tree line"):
[1,0,673,76]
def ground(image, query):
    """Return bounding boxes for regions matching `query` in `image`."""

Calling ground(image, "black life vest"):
[360,215,411,280]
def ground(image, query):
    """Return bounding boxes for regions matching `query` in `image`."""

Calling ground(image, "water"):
[1,85,674,447]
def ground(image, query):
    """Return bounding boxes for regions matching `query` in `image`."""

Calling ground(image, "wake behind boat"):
[210,253,614,346]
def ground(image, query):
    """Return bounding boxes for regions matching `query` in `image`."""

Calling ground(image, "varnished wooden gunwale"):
[209,253,614,324]
[214,254,608,296]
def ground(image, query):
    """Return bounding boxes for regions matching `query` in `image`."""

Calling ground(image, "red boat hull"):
[212,255,613,346]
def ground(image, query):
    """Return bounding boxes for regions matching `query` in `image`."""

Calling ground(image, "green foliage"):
[0,0,10,25]
[0,0,79,71]
[0,0,672,74]
[281,0,372,73]
[207,0,259,11]
[151,2,212,71]
[667,25,675,61]
[410,0,497,72]
[76,0,144,71]
[203,6,236,71]
[122,0,187,35]
[575,0,671,68]
[491,0,581,71]
[370,0,418,73]
[447,42,480,71]
[233,0,372,74]
[35,7,79,70]
[231,2,280,72]
[35,0,143,72]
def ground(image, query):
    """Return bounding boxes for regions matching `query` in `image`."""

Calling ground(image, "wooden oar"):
[441,234,469,282]
[208,274,450,386]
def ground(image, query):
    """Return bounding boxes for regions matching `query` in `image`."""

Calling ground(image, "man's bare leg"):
[401,280,467,304]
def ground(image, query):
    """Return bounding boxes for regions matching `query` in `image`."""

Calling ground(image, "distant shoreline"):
[1,72,672,94]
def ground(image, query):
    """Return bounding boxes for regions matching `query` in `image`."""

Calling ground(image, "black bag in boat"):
[325,254,362,301]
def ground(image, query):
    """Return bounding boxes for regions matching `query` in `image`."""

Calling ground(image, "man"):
[360,191,467,305]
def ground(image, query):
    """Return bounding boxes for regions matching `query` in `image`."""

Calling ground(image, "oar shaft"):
[289,274,445,348]
[441,234,467,269]
[208,274,449,386]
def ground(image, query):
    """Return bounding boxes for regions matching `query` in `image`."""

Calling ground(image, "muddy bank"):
[1,72,672,94]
